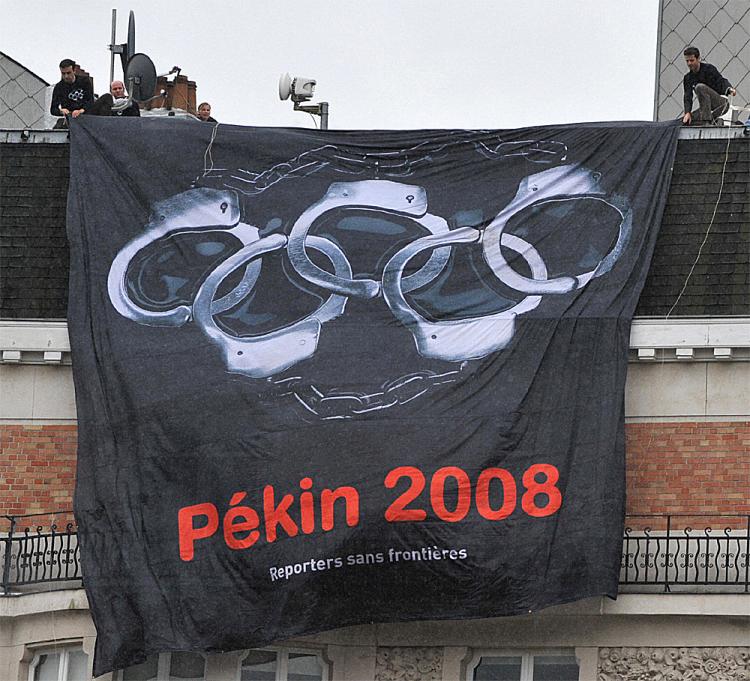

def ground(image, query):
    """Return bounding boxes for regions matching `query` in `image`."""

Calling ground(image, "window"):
[468,651,579,681]
[240,648,328,681]
[28,646,89,681]
[118,652,205,681]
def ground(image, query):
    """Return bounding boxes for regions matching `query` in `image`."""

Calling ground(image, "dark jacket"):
[114,100,141,117]
[50,75,94,116]
[683,62,732,113]
[88,94,141,117]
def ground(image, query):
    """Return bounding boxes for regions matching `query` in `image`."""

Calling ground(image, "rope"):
[202,121,220,177]
[665,131,733,318]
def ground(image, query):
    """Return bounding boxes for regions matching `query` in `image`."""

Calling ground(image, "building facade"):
[1,124,748,681]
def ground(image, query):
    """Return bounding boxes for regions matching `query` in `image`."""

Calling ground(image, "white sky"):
[1,0,660,130]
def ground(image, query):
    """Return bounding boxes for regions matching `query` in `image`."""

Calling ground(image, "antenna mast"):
[109,9,117,84]
[108,10,136,83]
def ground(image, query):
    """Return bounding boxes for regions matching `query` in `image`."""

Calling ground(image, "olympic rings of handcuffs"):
[107,165,632,378]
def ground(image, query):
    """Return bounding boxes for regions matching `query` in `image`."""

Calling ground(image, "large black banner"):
[67,118,679,674]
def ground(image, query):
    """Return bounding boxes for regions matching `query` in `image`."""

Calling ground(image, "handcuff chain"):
[198,137,569,195]
[269,364,469,420]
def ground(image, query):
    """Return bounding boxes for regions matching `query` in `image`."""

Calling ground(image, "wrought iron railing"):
[1,512,80,594]
[620,515,750,592]
[2,513,749,594]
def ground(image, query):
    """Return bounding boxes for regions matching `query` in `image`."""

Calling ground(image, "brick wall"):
[0,425,77,516]
[2,422,748,520]
[626,422,750,518]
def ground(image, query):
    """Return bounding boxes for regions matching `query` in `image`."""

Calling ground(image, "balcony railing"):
[2,513,749,595]
[620,514,750,592]
[2,512,80,594]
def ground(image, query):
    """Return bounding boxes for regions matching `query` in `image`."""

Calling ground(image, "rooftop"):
[0,127,748,321]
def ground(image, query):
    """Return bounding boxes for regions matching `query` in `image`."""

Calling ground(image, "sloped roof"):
[0,52,49,87]
[0,52,50,129]
[635,136,749,316]
[0,136,748,320]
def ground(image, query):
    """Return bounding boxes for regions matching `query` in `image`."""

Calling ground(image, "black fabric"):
[50,75,94,116]
[66,117,679,675]
[683,62,732,113]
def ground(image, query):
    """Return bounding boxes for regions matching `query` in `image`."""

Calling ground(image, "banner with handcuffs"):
[67,118,680,675]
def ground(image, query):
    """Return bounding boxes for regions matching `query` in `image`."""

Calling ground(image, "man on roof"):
[89,80,141,117]
[681,46,736,126]
[50,59,94,119]
[108,80,141,117]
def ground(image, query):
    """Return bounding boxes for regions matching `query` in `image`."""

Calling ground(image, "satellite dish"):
[125,53,157,101]
[116,10,138,74]
[126,11,136,63]
[279,73,292,101]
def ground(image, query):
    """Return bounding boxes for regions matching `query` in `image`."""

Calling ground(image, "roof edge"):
[0,51,50,87]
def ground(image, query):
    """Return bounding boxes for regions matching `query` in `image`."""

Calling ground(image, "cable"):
[308,113,319,129]
[665,131,733,318]
[636,128,734,522]
[202,122,220,177]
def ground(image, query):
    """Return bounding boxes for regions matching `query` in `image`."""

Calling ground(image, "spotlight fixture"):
[279,72,329,130]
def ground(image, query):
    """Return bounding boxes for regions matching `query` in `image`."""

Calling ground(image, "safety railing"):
[620,514,750,592]
[1,512,80,594]
[2,513,749,594]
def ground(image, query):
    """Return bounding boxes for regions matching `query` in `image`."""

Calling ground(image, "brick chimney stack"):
[74,64,93,93]
[146,73,197,115]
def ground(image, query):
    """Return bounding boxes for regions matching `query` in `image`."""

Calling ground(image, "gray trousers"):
[691,83,728,123]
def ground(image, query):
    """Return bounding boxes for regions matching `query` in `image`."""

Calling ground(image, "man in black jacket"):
[109,81,140,116]
[50,59,94,119]
[89,80,141,117]
[682,46,736,126]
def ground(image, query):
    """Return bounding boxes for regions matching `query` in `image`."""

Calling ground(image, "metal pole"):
[664,514,671,592]
[109,9,117,85]
[320,101,329,130]
[2,516,16,595]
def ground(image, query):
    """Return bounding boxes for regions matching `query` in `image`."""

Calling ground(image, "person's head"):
[683,47,701,72]
[197,102,212,121]
[110,80,126,98]
[59,59,77,84]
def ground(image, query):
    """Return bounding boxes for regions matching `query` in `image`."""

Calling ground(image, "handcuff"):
[107,166,632,378]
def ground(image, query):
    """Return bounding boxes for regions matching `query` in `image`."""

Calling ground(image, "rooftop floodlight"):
[279,72,329,130]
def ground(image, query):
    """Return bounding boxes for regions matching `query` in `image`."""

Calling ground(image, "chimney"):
[74,64,93,93]
[146,73,197,114]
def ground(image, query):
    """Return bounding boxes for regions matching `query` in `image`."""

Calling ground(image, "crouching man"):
[682,46,736,126]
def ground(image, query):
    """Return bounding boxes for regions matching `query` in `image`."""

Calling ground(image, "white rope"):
[665,132,733,318]
[202,121,221,177]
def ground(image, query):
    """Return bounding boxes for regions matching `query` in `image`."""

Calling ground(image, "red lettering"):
[521,464,562,517]
[263,485,298,542]
[476,468,516,520]
[430,466,471,522]
[320,486,360,530]
[299,477,315,534]
[178,502,219,561]
[384,466,427,522]
[223,492,260,550]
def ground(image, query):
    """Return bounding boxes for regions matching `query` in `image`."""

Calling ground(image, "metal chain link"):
[269,363,470,420]
[185,136,569,419]
[198,136,568,196]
